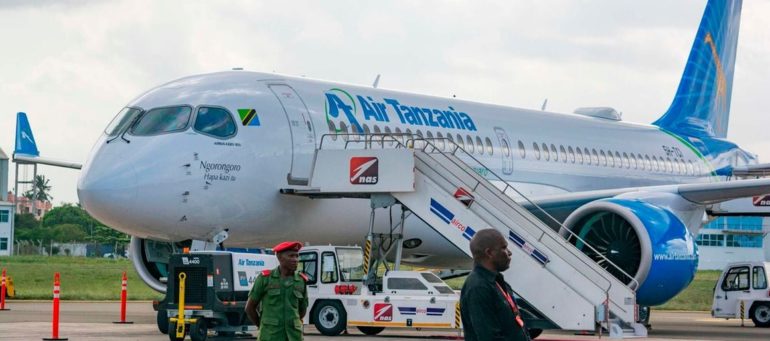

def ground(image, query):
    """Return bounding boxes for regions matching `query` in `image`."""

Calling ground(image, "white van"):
[712,261,770,327]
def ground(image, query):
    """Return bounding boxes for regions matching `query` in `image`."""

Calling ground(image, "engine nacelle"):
[562,199,698,306]
[129,236,176,293]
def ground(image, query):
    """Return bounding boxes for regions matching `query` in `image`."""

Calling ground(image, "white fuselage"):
[77,71,752,267]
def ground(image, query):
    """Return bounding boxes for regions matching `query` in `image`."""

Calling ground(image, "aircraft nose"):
[77,153,138,227]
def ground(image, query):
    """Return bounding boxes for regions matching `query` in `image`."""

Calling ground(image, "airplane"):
[15,0,763,307]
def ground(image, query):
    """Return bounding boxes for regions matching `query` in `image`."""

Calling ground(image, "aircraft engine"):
[129,236,176,293]
[561,198,698,306]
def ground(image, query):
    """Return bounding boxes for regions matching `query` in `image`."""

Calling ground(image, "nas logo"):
[753,195,770,207]
[350,157,378,185]
[374,303,392,321]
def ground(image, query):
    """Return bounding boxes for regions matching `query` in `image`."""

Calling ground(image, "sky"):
[1,0,768,205]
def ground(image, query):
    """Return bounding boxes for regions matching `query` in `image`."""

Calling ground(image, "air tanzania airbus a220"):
[16,0,769,307]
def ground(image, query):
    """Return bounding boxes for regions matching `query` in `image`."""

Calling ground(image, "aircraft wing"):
[520,178,770,219]
[731,163,770,177]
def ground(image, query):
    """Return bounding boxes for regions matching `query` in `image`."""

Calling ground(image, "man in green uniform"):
[246,241,309,341]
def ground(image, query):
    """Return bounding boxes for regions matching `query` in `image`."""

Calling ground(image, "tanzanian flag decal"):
[238,109,260,126]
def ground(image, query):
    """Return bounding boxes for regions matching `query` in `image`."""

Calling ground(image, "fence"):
[12,240,129,258]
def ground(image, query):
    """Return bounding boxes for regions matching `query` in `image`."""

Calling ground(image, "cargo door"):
[269,84,316,185]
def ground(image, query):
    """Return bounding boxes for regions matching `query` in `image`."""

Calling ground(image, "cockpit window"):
[130,106,192,136]
[105,107,143,136]
[194,107,237,138]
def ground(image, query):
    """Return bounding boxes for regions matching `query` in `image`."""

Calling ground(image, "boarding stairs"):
[283,134,646,337]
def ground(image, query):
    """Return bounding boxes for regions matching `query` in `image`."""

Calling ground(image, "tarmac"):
[0,301,769,340]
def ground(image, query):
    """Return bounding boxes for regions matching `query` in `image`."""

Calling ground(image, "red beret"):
[273,241,302,253]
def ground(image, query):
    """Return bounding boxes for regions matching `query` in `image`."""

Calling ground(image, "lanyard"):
[496,282,525,328]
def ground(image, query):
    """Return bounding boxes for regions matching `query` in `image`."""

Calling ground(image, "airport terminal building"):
[0,148,14,256]
[696,215,770,270]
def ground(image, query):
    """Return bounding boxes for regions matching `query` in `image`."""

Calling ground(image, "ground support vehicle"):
[299,245,551,338]
[712,261,770,327]
[155,251,278,340]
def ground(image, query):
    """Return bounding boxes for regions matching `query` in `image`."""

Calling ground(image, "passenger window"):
[576,147,583,164]
[486,137,494,156]
[475,136,484,155]
[501,139,511,157]
[363,124,371,136]
[328,120,338,141]
[607,151,615,167]
[340,121,349,141]
[666,158,673,173]
[542,143,550,161]
[533,143,541,160]
[615,152,622,167]
[383,126,392,146]
[456,134,465,149]
[105,107,142,136]
[465,135,474,154]
[373,125,381,134]
[517,140,526,159]
[550,144,558,162]
[131,106,192,136]
[416,129,423,137]
[436,132,445,151]
[622,153,629,168]
[394,127,402,144]
[753,267,767,290]
[321,251,339,283]
[298,252,318,285]
[722,266,750,291]
[194,107,236,138]
[687,161,694,175]
[591,149,599,165]
[600,150,607,166]
[559,145,567,163]
[568,146,575,163]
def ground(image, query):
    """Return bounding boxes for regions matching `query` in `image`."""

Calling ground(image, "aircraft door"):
[269,84,316,185]
[494,127,514,175]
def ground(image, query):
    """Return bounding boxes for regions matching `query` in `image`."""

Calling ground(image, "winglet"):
[14,112,39,157]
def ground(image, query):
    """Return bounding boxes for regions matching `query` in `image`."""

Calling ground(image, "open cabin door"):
[269,84,316,185]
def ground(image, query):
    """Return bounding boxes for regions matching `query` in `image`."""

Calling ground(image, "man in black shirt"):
[461,229,530,341]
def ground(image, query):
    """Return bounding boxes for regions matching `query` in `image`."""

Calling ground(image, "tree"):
[14,213,40,230]
[24,174,53,202]
[41,203,130,244]
[42,204,96,228]
[49,224,88,242]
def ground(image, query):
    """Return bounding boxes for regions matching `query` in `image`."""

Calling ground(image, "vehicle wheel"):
[313,300,347,336]
[527,328,543,339]
[157,309,169,334]
[357,326,385,335]
[189,319,208,341]
[167,322,186,341]
[751,302,770,328]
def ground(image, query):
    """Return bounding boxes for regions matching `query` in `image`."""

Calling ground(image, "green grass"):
[655,270,721,311]
[0,256,163,300]
[444,270,721,312]
[0,255,721,310]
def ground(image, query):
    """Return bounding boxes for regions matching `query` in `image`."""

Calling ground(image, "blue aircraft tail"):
[14,112,40,157]
[653,0,742,139]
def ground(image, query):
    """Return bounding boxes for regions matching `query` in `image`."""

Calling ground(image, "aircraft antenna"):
[541,98,548,111]
[372,74,381,88]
